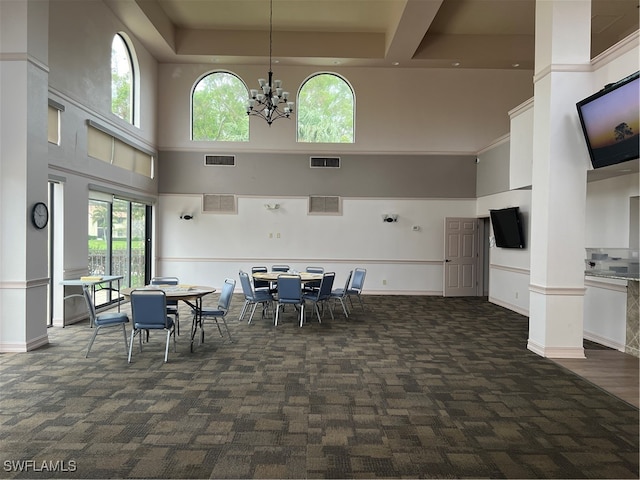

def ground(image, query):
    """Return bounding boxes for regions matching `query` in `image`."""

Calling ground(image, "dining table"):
[121,284,216,352]
[251,271,323,283]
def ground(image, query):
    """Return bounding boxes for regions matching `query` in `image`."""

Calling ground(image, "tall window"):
[297,73,354,143]
[88,195,150,307]
[111,33,134,124]
[192,71,249,141]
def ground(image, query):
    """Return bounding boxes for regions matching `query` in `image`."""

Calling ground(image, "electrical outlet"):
[515,291,519,299]
[382,279,387,285]
[269,233,273,238]
[277,233,281,238]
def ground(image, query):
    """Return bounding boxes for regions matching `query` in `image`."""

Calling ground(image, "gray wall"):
[158,152,477,198]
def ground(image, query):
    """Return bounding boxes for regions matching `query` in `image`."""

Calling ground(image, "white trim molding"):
[529,283,586,296]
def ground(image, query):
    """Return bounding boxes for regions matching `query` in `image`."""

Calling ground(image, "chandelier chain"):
[246,0,294,126]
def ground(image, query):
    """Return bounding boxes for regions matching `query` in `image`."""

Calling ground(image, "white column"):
[528,0,592,358]
[0,0,50,351]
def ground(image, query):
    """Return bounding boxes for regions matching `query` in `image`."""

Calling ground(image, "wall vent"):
[310,156,340,168]
[204,155,235,166]
[309,196,341,215]
[202,194,237,213]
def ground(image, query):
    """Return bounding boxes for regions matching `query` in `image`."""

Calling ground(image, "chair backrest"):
[151,276,179,285]
[130,289,170,329]
[306,266,324,274]
[239,271,255,297]
[351,268,367,292]
[340,270,353,293]
[318,272,335,299]
[251,266,270,289]
[218,278,236,311]
[150,276,179,305]
[272,265,290,272]
[81,284,97,324]
[277,274,302,302]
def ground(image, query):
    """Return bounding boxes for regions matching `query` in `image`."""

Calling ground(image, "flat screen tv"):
[490,207,525,249]
[576,71,639,169]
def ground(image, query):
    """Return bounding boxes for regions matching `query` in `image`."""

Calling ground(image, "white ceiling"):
[105,0,639,69]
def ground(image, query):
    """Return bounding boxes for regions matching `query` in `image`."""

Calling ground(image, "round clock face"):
[32,202,49,229]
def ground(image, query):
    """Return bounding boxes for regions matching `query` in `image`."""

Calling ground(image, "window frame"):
[191,70,250,142]
[296,72,355,144]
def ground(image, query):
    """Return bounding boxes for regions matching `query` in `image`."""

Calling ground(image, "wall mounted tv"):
[490,207,525,249]
[576,71,639,169]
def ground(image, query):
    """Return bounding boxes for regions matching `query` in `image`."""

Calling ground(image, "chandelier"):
[246,0,294,125]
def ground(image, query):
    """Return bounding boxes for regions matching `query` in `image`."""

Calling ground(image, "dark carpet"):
[0,295,638,479]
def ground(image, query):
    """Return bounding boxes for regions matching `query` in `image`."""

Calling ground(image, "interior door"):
[444,217,479,296]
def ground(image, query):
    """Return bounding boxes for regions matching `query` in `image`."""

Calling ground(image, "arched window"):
[111,33,136,124]
[192,71,249,142]
[297,73,354,143]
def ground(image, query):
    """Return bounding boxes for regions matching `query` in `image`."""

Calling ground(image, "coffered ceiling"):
[105,0,639,69]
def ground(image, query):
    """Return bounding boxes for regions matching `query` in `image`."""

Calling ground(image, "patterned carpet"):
[0,294,638,479]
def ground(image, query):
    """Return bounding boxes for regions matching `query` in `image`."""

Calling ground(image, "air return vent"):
[310,157,340,168]
[204,155,235,166]
[308,196,341,215]
[202,194,236,213]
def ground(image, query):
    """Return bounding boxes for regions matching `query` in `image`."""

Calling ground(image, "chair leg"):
[337,297,349,317]
[248,302,258,324]
[274,303,280,326]
[221,316,233,342]
[239,300,249,321]
[314,303,322,323]
[299,304,305,328]
[128,329,137,363]
[164,329,171,362]
[85,326,101,358]
[121,323,129,357]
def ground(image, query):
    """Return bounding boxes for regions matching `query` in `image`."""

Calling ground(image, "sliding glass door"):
[88,195,150,308]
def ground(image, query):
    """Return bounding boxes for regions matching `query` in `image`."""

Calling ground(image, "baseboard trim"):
[527,339,585,359]
[0,333,49,353]
[488,296,529,317]
[583,330,625,352]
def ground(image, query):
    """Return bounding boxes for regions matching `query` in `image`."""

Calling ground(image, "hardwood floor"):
[553,349,640,408]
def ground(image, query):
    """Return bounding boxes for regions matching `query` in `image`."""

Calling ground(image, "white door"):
[444,217,479,296]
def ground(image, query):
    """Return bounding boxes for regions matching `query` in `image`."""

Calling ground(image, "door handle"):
[445,259,451,262]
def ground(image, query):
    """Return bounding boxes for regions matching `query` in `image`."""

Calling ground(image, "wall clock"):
[31,202,49,229]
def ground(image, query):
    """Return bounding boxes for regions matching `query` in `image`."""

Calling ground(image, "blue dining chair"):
[331,270,353,318]
[346,268,367,310]
[303,266,324,293]
[128,289,176,363]
[275,274,304,327]
[150,276,180,335]
[239,271,274,323]
[82,284,129,358]
[303,272,335,323]
[197,278,236,344]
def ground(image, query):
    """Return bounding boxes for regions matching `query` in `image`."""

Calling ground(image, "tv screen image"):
[490,207,525,249]
[576,71,639,169]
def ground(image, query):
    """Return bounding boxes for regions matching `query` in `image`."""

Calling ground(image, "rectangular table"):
[61,275,124,327]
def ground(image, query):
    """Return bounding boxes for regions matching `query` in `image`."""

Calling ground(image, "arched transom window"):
[111,33,135,124]
[192,71,249,142]
[297,73,354,143]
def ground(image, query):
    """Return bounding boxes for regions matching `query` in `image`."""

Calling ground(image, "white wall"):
[156,195,476,294]
[476,189,532,315]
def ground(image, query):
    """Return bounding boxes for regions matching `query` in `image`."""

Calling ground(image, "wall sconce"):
[382,214,398,223]
[180,214,193,220]
[264,203,280,210]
